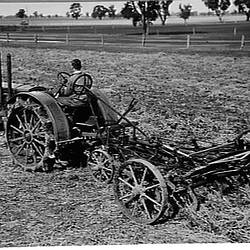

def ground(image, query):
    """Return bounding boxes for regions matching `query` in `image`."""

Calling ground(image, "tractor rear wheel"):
[6,92,70,171]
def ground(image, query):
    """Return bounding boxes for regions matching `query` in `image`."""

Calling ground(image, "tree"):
[92,5,109,19]
[121,1,141,26]
[16,9,27,18]
[108,5,116,18]
[66,11,70,18]
[69,2,82,20]
[179,4,192,24]
[155,0,173,25]
[202,0,231,22]
[121,1,158,30]
[33,11,39,18]
[32,11,43,18]
[234,0,250,21]
[121,1,160,46]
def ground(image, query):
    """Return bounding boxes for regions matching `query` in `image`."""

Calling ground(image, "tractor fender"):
[91,88,118,124]
[7,91,70,142]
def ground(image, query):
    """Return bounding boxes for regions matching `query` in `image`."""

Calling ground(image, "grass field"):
[0,14,249,246]
[0,41,249,246]
[0,16,249,53]
[0,14,247,26]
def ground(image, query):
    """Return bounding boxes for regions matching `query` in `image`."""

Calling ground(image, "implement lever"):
[117,98,138,124]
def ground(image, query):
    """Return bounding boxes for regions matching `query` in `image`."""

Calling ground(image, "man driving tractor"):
[61,59,83,96]
[56,58,89,107]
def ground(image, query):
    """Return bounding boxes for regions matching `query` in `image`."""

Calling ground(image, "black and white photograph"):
[0,0,249,248]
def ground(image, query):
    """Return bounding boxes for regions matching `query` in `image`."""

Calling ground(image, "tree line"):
[15,0,250,24]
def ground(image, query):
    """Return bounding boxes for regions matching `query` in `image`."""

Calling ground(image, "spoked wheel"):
[177,188,199,212]
[88,148,115,184]
[6,92,70,171]
[7,103,54,171]
[114,158,168,225]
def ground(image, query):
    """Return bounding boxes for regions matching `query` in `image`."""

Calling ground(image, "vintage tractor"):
[0,57,249,225]
[2,71,120,172]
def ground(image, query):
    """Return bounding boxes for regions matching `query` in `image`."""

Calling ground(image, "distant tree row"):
[15,9,60,18]
[65,3,116,20]
[68,0,250,23]
[15,0,250,23]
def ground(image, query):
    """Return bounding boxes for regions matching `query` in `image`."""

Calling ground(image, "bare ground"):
[0,47,250,246]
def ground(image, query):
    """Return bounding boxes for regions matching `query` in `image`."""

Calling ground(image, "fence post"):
[7,53,12,99]
[67,26,70,33]
[66,33,69,45]
[142,33,146,47]
[240,35,245,50]
[0,53,2,108]
[42,26,45,32]
[233,27,237,36]
[6,33,9,43]
[34,34,38,43]
[186,35,190,49]
[101,35,104,46]
[192,27,196,35]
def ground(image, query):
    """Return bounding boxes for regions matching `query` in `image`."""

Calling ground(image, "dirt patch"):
[0,47,249,246]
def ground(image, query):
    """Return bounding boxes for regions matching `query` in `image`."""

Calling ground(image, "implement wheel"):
[88,148,115,184]
[6,92,70,171]
[114,158,168,225]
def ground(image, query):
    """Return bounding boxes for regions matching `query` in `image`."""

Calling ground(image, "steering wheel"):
[55,71,70,97]
[72,73,93,97]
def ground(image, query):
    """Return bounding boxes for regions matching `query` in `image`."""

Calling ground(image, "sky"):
[0,1,237,16]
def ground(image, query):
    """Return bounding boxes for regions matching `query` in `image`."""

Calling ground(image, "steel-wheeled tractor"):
[0,66,249,226]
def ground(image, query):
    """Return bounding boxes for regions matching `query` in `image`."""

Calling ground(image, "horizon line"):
[0,0,182,2]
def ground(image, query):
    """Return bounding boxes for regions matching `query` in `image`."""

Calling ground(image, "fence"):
[0,32,249,50]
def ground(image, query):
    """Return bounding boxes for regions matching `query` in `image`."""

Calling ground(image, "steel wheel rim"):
[88,149,114,184]
[114,158,168,225]
[6,97,54,171]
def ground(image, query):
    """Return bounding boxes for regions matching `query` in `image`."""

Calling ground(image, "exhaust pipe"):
[0,52,2,108]
[7,53,12,100]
